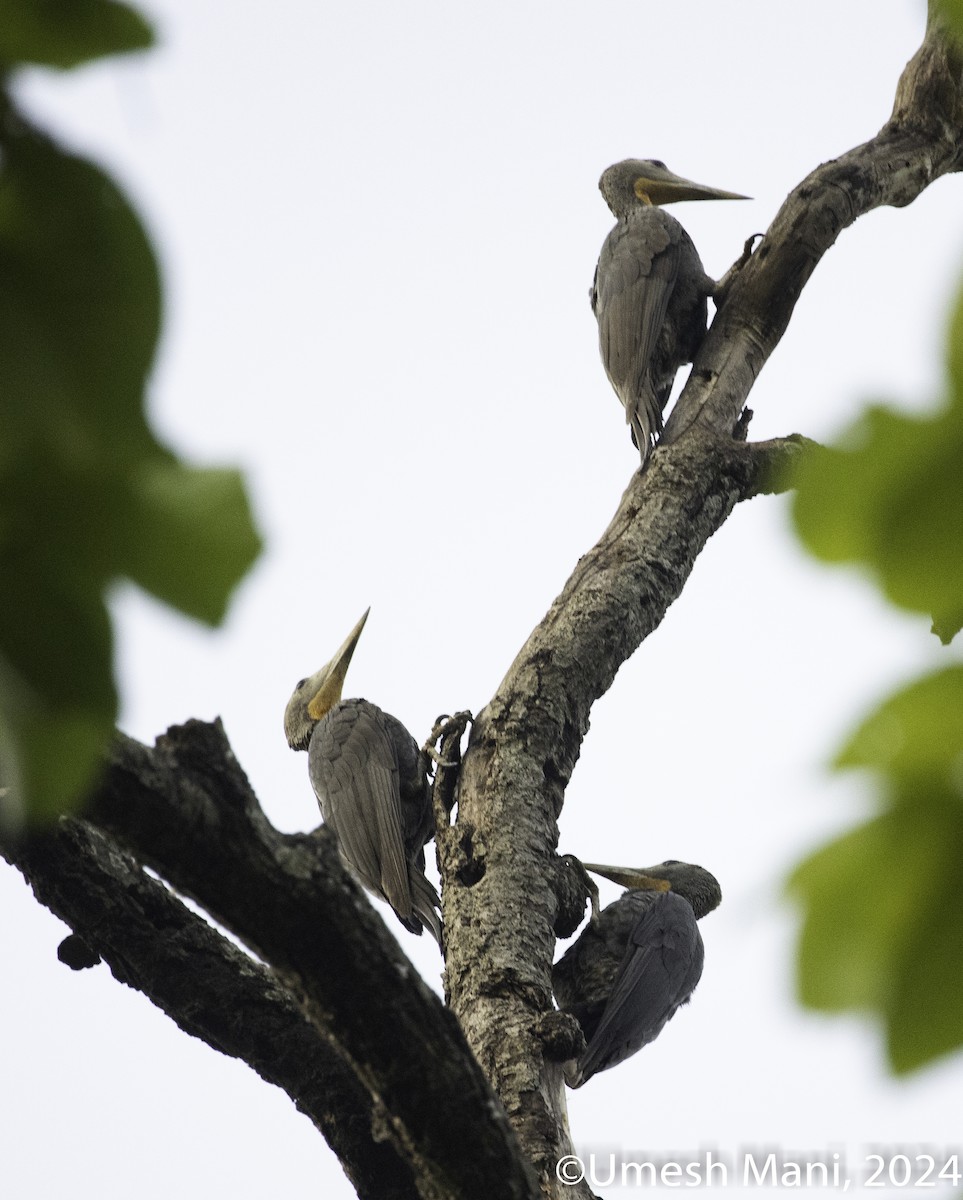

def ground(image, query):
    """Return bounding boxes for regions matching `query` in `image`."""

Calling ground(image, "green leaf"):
[789,797,963,1072]
[790,405,928,564]
[0,115,162,442]
[791,393,963,642]
[0,0,152,69]
[787,144,963,1080]
[790,805,944,1011]
[791,666,963,1070]
[120,459,264,626]
[1,693,114,826]
[934,0,963,43]
[949,268,963,402]
[792,275,963,643]
[835,665,963,789]
[887,858,963,1072]
[0,105,261,821]
[0,562,116,825]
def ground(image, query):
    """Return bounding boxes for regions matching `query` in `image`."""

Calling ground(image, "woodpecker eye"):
[295,677,307,690]
[650,159,666,169]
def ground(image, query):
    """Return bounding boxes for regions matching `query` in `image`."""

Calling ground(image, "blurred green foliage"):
[789,671,963,1072]
[934,0,963,41]
[0,0,151,69]
[793,2,963,1068]
[790,264,963,1070]
[792,282,963,644]
[0,5,262,823]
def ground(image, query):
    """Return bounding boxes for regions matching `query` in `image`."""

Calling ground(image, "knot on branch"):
[535,1010,585,1064]
[552,855,598,939]
[437,821,487,888]
[736,434,820,499]
[57,932,101,971]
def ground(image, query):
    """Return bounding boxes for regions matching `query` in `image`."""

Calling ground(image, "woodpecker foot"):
[425,711,473,821]
[422,710,473,767]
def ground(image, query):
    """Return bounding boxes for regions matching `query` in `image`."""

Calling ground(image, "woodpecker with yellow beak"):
[593,159,748,466]
[284,610,441,943]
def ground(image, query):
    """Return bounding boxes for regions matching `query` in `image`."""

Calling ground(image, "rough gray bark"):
[2,12,962,1200]
[109,721,538,1200]
[440,13,963,1195]
[3,812,420,1200]
[665,12,963,452]
[2,721,539,1199]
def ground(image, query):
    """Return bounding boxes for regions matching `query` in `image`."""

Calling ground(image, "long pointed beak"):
[582,863,672,892]
[306,608,370,720]
[639,172,750,205]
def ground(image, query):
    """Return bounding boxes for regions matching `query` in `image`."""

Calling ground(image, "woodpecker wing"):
[577,890,704,1083]
[594,208,682,447]
[309,699,415,925]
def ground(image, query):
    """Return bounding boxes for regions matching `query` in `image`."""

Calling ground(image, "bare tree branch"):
[2,720,540,1200]
[0,814,419,1200]
[737,435,819,498]
[441,15,963,1195]
[665,16,963,450]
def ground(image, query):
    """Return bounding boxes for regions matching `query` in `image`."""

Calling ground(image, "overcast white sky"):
[2,2,962,1197]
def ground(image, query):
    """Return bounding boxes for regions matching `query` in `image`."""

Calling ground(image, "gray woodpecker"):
[553,859,721,1085]
[284,610,441,943]
[592,159,748,466]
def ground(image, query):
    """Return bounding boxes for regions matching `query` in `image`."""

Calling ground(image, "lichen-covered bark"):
[441,435,757,1195]
[665,15,963,450]
[440,16,963,1196]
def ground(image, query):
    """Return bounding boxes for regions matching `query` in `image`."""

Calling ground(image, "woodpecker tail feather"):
[411,869,443,947]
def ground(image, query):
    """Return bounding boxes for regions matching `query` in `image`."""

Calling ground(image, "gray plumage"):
[553,860,721,1086]
[593,159,747,466]
[284,611,441,943]
[309,697,439,940]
